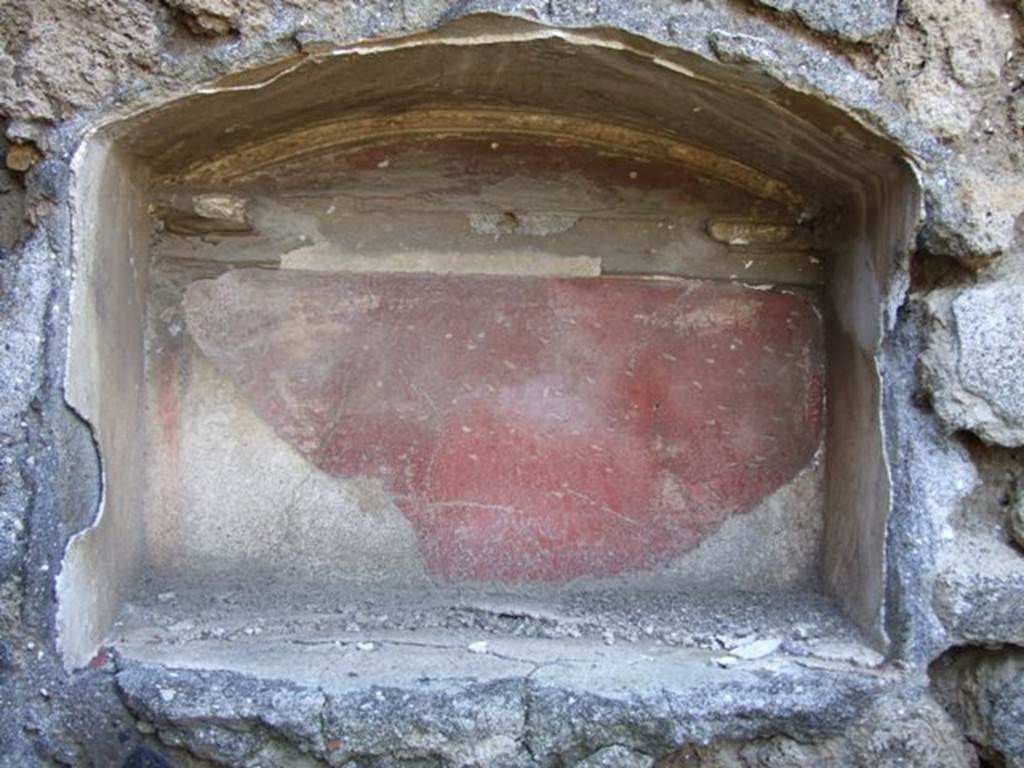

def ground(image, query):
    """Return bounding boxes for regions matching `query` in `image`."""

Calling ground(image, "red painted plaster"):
[184,271,823,582]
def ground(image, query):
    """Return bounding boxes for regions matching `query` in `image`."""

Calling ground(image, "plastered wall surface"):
[0,2,1023,767]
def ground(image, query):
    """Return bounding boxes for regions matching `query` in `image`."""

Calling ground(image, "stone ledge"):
[116,638,894,767]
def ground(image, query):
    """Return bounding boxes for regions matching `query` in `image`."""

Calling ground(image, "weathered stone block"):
[750,0,898,43]
[921,285,1024,446]
[577,745,654,768]
[931,646,1024,768]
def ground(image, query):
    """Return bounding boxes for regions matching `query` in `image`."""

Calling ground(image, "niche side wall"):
[57,139,151,669]
[825,166,922,649]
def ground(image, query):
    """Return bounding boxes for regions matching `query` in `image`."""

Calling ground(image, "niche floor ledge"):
[108,584,884,690]
[112,615,895,765]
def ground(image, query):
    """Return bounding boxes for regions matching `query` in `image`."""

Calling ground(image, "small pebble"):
[136,720,156,735]
[732,638,783,660]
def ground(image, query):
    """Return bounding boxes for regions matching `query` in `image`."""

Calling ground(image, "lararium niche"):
[58,17,919,675]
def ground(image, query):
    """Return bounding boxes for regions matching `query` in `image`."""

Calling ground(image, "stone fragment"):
[933,566,1024,645]
[155,193,251,235]
[1010,484,1024,550]
[921,168,1024,263]
[324,678,527,766]
[806,641,885,668]
[920,285,1024,447]
[162,0,238,36]
[577,744,655,768]
[930,646,1024,768]
[990,674,1024,767]
[706,219,794,246]
[750,0,898,43]
[468,211,579,237]
[135,720,156,734]
[905,71,976,142]
[941,0,1015,88]
[5,141,41,172]
[732,637,783,660]
[842,689,977,767]
[123,746,175,768]
[192,194,248,226]
[954,171,1024,261]
[117,663,327,757]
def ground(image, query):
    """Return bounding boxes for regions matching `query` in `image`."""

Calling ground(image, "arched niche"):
[58,15,919,669]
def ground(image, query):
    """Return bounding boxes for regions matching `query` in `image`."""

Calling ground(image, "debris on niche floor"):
[107,585,883,674]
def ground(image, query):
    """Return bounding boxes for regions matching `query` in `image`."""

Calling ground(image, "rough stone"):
[162,0,239,36]
[991,673,1024,768]
[933,568,1024,645]
[750,0,898,44]
[0,233,58,598]
[954,172,1024,265]
[618,688,974,767]
[839,688,977,768]
[576,744,654,768]
[1011,483,1024,550]
[122,747,175,768]
[0,0,1022,765]
[730,637,783,660]
[875,0,1021,263]
[919,173,1024,265]
[944,5,1015,90]
[921,285,1024,447]
[0,0,164,123]
[883,304,980,661]
[991,679,1024,768]
[0,144,26,250]
[118,656,975,768]
[904,71,976,142]
[4,142,41,173]
[931,646,1024,768]
[155,192,252,235]
[116,664,328,759]
[325,680,528,766]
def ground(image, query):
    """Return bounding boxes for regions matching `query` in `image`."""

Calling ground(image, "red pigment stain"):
[154,341,183,510]
[183,272,824,583]
[87,647,113,669]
